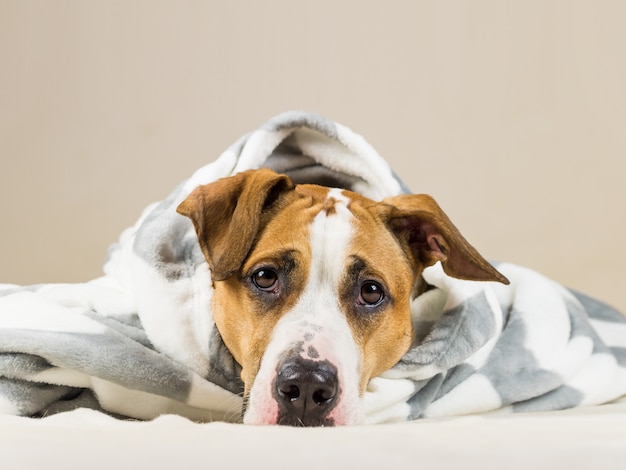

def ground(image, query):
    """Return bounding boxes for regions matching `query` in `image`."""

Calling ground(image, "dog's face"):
[177,169,508,426]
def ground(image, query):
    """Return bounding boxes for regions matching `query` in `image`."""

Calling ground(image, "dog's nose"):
[274,358,339,426]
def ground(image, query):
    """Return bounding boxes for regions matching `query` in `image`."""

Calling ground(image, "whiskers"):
[276,413,335,427]
[240,389,251,423]
[205,390,246,424]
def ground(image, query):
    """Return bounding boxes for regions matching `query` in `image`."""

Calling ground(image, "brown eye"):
[252,268,278,291]
[359,281,384,306]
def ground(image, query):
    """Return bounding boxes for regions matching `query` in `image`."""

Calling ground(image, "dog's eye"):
[358,281,385,306]
[252,268,278,291]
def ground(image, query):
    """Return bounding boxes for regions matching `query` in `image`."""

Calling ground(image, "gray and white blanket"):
[1,111,625,423]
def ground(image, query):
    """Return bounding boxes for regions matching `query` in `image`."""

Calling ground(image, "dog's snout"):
[274,358,339,426]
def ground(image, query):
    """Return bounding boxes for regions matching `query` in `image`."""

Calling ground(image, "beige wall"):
[1,1,625,312]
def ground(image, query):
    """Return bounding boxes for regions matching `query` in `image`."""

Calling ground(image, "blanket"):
[1,111,625,423]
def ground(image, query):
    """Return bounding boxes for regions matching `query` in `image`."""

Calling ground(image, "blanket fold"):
[1,111,625,422]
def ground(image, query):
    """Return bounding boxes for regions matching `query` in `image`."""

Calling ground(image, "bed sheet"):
[3,399,626,470]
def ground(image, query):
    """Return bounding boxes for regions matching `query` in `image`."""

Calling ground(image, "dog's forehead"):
[319,187,351,213]
[293,183,373,208]
[285,184,380,230]
[259,185,392,264]
[251,184,398,279]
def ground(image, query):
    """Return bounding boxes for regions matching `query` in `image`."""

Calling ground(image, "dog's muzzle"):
[272,357,339,426]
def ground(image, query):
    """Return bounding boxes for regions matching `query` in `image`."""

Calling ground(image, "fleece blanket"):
[1,111,626,423]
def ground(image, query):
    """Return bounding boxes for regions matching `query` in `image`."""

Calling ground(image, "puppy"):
[177,169,508,426]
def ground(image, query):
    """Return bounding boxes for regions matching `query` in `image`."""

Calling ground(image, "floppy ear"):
[177,169,294,281]
[380,194,509,284]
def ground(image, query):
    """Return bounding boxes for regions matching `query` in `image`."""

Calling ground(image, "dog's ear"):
[177,169,294,281]
[380,194,509,284]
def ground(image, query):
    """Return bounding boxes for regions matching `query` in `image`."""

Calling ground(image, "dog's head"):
[177,169,508,426]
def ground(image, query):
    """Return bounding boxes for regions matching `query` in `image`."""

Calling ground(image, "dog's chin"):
[242,409,350,427]
[276,414,336,427]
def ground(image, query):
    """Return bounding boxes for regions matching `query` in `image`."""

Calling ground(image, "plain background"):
[1,1,625,313]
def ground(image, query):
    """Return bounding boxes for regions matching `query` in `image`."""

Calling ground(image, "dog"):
[177,168,509,426]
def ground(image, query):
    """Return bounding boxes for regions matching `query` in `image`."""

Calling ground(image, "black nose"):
[273,358,339,426]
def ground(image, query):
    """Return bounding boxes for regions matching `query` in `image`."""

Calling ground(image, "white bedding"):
[4,399,626,469]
